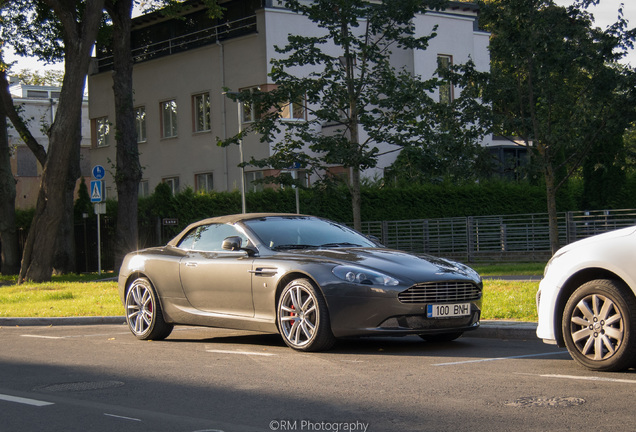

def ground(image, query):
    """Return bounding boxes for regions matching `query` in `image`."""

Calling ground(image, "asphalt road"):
[0,324,634,432]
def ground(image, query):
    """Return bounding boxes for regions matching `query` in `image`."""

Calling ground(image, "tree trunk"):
[52,168,79,275]
[544,156,560,255]
[351,167,362,231]
[19,0,105,283]
[107,0,141,269]
[0,108,20,275]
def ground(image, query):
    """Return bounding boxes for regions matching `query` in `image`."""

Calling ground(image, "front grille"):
[398,281,481,304]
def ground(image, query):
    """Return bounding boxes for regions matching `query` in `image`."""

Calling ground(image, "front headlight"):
[332,265,399,286]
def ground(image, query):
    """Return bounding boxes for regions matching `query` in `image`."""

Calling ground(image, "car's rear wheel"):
[562,279,636,372]
[125,277,174,341]
[419,332,463,342]
[277,278,335,351]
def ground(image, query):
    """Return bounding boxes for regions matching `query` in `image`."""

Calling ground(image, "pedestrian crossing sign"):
[90,180,103,203]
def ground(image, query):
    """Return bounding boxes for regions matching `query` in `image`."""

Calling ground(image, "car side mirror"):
[222,236,242,251]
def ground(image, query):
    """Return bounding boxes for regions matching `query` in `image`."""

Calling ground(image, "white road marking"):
[0,394,54,407]
[534,374,636,384]
[21,334,65,339]
[433,351,569,366]
[104,413,142,422]
[206,349,276,357]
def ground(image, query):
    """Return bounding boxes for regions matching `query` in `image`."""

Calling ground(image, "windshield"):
[243,216,378,250]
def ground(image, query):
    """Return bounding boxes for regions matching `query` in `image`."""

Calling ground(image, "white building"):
[8,81,91,209]
[88,0,494,199]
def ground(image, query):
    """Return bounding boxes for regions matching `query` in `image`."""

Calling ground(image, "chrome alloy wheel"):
[124,277,173,340]
[279,282,318,348]
[568,293,624,361]
[126,279,154,336]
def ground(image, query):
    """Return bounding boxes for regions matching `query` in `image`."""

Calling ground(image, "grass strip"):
[481,279,538,322]
[0,279,122,318]
[0,274,539,321]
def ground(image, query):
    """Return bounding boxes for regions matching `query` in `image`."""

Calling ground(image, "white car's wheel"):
[125,277,173,340]
[277,278,335,351]
[562,279,636,372]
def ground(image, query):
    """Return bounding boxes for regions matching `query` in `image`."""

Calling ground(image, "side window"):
[177,228,201,250]
[178,224,248,252]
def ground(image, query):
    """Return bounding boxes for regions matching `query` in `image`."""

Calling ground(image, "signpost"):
[91,165,105,275]
[290,162,301,214]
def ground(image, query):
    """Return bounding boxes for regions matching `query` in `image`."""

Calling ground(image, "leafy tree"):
[385,140,493,186]
[477,0,636,253]
[220,0,487,230]
[0,58,20,274]
[101,0,222,268]
[13,69,65,86]
[581,130,627,209]
[1,0,105,282]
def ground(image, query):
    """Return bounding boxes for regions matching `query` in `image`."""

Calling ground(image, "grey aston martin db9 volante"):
[118,213,483,351]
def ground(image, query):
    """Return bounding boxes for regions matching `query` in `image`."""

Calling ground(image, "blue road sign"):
[92,165,105,180]
[90,180,103,203]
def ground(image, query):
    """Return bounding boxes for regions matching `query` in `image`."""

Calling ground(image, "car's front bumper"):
[325,294,481,338]
[536,276,561,344]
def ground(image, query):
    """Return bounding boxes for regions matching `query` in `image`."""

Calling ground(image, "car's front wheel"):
[125,277,174,341]
[277,278,335,351]
[562,279,636,372]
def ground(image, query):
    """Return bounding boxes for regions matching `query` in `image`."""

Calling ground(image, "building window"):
[193,93,211,132]
[280,96,306,121]
[245,171,264,193]
[26,90,49,98]
[163,176,180,194]
[195,172,214,193]
[139,180,149,197]
[437,54,453,104]
[95,117,110,147]
[135,106,147,143]
[241,87,261,123]
[161,100,178,138]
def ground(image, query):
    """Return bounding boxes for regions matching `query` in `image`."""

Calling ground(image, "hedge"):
[14,179,605,235]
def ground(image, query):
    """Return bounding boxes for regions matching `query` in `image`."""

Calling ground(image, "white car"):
[536,226,636,371]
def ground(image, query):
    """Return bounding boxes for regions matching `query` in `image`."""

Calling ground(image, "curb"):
[0,316,126,327]
[472,320,537,340]
[0,316,538,340]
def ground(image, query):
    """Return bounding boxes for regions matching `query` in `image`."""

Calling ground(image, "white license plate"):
[427,303,471,318]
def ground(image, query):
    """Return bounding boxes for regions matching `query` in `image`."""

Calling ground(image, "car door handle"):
[185,262,198,267]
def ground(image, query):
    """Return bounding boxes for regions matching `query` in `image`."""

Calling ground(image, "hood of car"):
[555,225,636,257]
[277,247,480,284]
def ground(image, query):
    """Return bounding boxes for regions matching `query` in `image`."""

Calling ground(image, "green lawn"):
[481,279,538,322]
[0,266,542,321]
[0,275,122,318]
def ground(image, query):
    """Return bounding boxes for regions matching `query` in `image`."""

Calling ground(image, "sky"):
[4,0,636,74]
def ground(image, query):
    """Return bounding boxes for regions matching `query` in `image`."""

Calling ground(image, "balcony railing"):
[95,15,257,72]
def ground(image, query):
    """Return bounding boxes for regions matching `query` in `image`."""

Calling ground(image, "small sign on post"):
[91,165,105,275]
[90,180,103,203]
[92,165,105,180]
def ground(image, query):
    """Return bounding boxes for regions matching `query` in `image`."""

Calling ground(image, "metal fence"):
[359,209,636,263]
[8,209,635,273]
